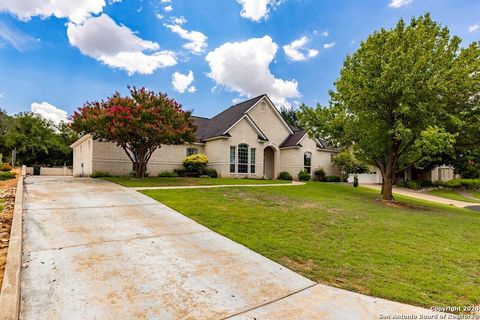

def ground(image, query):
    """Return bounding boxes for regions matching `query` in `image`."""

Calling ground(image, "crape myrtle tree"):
[298,14,480,201]
[71,87,196,179]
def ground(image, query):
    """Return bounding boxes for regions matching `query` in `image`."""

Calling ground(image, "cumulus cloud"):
[389,0,413,8]
[164,5,173,12]
[164,18,207,54]
[67,14,176,75]
[206,35,299,106]
[31,102,68,125]
[283,36,318,62]
[172,70,196,93]
[0,0,105,24]
[468,24,479,33]
[323,42,336,49]
[236,0,281,22]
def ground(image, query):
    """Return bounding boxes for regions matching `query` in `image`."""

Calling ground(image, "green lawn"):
[142,182,480,309]
[474,192,480,200]
[426,189,480,203]
[103,176,290,188]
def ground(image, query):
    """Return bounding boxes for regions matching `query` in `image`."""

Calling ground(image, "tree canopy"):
[2,113,77,166]
[71,87,196,178]
[298,14,480,201]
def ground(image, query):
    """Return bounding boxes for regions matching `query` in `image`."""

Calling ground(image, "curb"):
[0,176,24,320]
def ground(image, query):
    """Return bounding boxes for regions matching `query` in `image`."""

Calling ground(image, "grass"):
[474,192,480,200]
[426,189,480,203]
[142,182,480,309]
[103,176,290,188]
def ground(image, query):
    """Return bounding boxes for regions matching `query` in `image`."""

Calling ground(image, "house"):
[70,94,340,179]
[347,165,457,184]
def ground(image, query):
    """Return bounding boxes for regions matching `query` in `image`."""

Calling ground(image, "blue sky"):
[0,0,479,123]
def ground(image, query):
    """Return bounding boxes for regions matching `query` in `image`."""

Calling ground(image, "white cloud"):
[236,0,281,22]
[67,14,176,75]
[172,70,196,93]
[313,30,328,37]
[165,20,207,54]
[283,36,318,62]
[0,0,105,24]
[468,24,479,33]
[206,35,299,106]
[155,13,164,20]
[0,21,40,52]
[164,5,173,12]
[323,42,336,49]
[160,0,172,2]
[389,0,413,8]
[31,102,68,125]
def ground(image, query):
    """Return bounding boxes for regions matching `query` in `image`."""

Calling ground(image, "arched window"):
[238,144,249,173]
[304,152,312,174]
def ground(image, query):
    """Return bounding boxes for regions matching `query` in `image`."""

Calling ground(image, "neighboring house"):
[348,165,457,184]
[71,94,340,179]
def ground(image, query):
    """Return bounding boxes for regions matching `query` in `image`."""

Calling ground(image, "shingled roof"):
[192,94,266,142]
[190,94,335,151]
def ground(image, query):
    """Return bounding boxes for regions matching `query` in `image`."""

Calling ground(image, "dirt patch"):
[280,256,317,273]
[0,182,17,287]
[376,199,432,211]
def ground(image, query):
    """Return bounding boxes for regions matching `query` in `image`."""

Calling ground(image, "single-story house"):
[71,94,341,179]
[347,165,457,184]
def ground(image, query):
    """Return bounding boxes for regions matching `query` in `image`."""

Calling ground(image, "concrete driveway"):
[21,176,445,319]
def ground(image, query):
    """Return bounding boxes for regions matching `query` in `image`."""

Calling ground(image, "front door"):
[263,147,275,179]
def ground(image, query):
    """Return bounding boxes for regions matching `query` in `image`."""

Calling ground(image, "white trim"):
[70,134,92,148]
[245,95,294,134]
[202,135,230,142]
[279,146,301,150]
[222,114,268,141]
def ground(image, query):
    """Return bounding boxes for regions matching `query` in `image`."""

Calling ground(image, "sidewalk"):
[363,184,480,212]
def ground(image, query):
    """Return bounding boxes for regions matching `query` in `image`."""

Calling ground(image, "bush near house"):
[204,168,218,178]
[90,171,112,178]
[158,170,179,178]
[324,175,341,182]
[0,171,15,180]
[0,163,12,172]
[278,172,293,181]
[435,179,480,190]
[313,168,326,181]
[298,170,311,181]
[183,154,209,174]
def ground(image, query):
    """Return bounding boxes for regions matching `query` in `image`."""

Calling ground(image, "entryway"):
[263,146,275,179]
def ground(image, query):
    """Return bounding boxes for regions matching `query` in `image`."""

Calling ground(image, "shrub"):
[174,168,187,177]
[325,175,341,182]
[158,170,179,177]
[90,171,112,178]
[298,170,311,181]
[313,168,326,181]
[204,168,218,178]
[183,154,209,174]
[278,171,293,181]
[0,171,16,181]
[0,163,12,172]
[434,179,480,190]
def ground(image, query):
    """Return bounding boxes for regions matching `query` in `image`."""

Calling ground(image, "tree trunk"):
[382,144,399,201]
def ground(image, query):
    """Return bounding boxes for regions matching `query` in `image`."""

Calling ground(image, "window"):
[238,144,249,173]
[230,146,236,173]
[260,102,266,112]
[304,152,312,174]
[186,147,198,156]
[250,148,256,174]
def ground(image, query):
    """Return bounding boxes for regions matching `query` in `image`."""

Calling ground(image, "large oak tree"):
[71,87,196,178]
[299,14,480,201]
